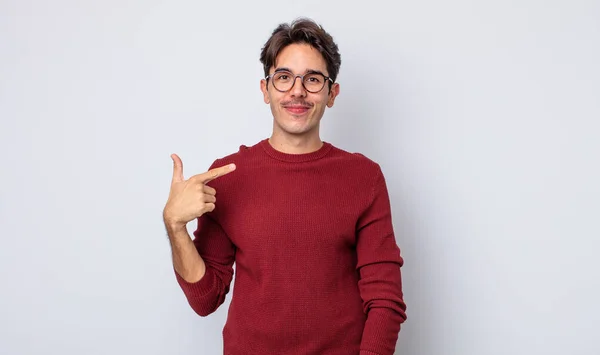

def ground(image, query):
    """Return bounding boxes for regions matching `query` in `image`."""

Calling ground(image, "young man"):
[163,18,407,355]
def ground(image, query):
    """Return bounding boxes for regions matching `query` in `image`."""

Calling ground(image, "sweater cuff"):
[360,306,403,355]
[174,267,216,297]
[360,351,380,355]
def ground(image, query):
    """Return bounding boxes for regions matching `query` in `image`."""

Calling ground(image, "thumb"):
[170,154,184,182]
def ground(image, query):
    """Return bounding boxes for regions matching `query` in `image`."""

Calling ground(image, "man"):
[163,18,407,355]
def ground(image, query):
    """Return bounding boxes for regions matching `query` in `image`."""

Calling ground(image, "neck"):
[268,133,323,154]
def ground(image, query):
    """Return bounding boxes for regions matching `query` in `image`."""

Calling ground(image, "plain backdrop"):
[1,1,599,354]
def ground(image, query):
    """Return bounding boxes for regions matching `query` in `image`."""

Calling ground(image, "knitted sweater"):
[175,139,407,355]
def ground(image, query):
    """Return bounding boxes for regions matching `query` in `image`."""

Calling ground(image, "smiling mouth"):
[284,106,311,115]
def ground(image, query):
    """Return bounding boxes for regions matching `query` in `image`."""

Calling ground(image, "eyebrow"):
[274,67,328,77]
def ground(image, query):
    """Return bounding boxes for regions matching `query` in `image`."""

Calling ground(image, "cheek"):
[313,95,330,109]
[315,105,327,116]
[270,99,283,117]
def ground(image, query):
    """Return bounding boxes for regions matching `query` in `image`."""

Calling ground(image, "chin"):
[282,126,312,136]
[275,121,316,136]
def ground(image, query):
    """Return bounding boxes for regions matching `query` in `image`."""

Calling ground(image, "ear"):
[260,79,270,104]
[327,82,340,108]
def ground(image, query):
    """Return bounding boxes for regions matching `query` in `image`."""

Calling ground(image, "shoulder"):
[329,143,383,175]
[209,140,263,168]
[327,144,390,204]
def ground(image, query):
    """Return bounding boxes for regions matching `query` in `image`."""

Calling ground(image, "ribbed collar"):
[259,138,333,163]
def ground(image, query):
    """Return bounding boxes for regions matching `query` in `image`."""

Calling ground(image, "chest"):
[218,173,365,255]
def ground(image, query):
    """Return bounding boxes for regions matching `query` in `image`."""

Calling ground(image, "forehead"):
[273,43,328,75]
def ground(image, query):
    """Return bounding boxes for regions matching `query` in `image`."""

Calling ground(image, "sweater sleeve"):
[356,166,407,355]
[175,213,236,316]
[174,161,236,317]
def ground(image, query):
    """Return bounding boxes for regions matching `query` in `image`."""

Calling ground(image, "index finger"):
[193,163,236,183]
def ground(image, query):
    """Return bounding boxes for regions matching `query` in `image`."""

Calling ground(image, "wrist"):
[162,208,186,229]
[163,218,187,235]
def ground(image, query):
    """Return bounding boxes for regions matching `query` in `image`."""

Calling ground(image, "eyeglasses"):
[266,70,333,93]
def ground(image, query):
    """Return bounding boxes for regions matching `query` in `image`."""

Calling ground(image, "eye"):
[273,72,293,82]
[305,74,323,83]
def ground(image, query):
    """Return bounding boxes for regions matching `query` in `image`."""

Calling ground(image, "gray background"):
[1,0,599,354]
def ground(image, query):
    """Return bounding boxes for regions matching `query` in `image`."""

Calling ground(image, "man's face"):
[260,43,340,139]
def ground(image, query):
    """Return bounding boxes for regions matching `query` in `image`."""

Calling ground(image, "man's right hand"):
[163,154,236,231]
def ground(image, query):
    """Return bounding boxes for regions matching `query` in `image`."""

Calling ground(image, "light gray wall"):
[1,1,599,354]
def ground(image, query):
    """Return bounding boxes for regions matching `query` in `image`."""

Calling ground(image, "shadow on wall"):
[326,65,435,355]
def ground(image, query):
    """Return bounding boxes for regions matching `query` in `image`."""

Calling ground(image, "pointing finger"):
[193,163,236,183]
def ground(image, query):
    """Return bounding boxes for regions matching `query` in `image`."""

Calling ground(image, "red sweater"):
[175,139,406,355]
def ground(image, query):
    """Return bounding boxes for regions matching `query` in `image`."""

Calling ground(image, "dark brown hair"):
[260,18,342,84]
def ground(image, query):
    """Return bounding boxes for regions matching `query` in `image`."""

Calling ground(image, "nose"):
[290,76,307,97]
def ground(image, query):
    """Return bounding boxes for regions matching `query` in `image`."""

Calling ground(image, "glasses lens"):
[303,73,326,93]
[272,72,294,92]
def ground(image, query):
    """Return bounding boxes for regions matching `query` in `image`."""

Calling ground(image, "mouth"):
[283,105,311,115]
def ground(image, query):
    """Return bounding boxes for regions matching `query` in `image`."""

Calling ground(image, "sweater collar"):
[259,138,333,163]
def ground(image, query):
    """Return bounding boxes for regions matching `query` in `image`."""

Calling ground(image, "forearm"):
[358,263,406,355]
[166,223,206,283]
